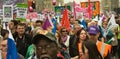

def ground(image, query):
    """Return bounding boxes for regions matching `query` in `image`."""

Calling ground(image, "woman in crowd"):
[69,28,88,59]
[60,27,70,48]
[81,40,102,59]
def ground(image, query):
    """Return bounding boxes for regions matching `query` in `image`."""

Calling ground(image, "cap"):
[88,26,99,35]
[32,32,57,45]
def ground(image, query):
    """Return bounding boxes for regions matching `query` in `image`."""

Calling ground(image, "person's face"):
[79,30,87,41]
[35,23,42,28]
[81,46,89,59]
[73,21,79,24]
[0,40,7,52]
[90,21,97,26]
[74,25,82,33]
[102,22,107,29]
[35,39,58,59]
[61,29,67,36]
[9,22,14,29]
[70,18,74,24]
[85,18,91,24]
[16,25,25,35]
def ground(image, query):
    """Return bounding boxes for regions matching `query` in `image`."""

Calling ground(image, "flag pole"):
[88,0,91,18]
[73,0,76,19]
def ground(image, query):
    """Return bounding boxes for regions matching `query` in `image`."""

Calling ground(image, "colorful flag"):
[60,8,71,31]
[81,18,87,29]
[52,18,57,35]
[106,14,117,33]
[7,38,18,59]
[42,14,53,30]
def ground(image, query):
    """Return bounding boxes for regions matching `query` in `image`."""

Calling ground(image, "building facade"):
[35,0,64,12]
[101,0,119,12]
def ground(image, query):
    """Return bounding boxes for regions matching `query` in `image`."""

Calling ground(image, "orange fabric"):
[97,41,102,53]
[2,52,7,59]
[103,44,111,58]
[97,41,111,58]
[78,42,82,53]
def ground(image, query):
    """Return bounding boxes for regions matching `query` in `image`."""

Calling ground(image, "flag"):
[81,18,87,29]
[42,14,54,30]
[52,18,57,35]
[98,15,106,26]
[7,38,18,59]
[88,0,92,18]
[106,14,117,34]
[73,0,79,18]
[60,8,71,31]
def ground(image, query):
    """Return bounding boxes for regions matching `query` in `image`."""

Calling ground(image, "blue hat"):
[88,26,99,35]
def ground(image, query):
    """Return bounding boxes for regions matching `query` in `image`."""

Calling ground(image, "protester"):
[1,29,9,40]
[115,19,120,58]
[81,40,102,59]
[8,20,19,34]
[76,28,88,58]
[34,20,43,28]
[13,23,32,57]
[25,27,45,59]
[0,35,7,59]
[29,31,70,59]
[69,28,88,59]
[69,24,83,58]
[60,27,70,48]
[87,26,112,59]
[0,29,24,59]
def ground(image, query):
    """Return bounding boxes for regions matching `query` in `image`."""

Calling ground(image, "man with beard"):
[30,32,65,59]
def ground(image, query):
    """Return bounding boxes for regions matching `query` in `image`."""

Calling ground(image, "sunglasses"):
[62,30,67,32]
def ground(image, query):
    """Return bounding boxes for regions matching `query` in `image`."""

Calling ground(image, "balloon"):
[52,0,56,6]
[29,6,33,12]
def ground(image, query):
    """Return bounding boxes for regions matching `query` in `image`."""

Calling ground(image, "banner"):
[74,1,92,18]
[54,6,71,13]
[3,5,13,22]
[16,3,28,21]
[26,12,38,22]
[81,1,100,16]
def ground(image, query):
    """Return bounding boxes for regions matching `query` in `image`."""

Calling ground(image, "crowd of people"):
[0,9,120,59]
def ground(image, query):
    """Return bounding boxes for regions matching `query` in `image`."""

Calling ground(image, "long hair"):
[82,40,102,59]
[76,28,88,43]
